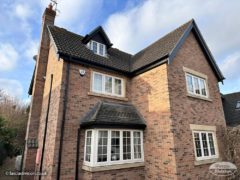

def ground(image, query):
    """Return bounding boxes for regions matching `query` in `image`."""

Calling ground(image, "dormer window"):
[87,40,106,57]
[236,101,240,109]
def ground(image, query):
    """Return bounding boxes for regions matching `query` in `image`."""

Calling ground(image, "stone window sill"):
[187,93,212,102]
[82,162,144,172]
[194,158,220,166]
[88,92,128,101]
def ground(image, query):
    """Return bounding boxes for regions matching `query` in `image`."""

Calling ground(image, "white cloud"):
[220,52,240,81]
[24,40,39,60]
[0,79,23,98]
[104,0,240,55]
[0,43,19,71]
[14,3,33,21]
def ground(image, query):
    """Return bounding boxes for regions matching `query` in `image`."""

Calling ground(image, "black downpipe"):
[57,61,70,180]
[39,74,53,180]
[75,128,80,180]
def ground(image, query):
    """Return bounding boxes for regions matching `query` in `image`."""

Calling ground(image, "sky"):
[0,0,239,103]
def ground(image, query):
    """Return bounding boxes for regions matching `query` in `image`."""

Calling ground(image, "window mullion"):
[102,74,106,93]
[107,130,111,164]
[198,78,202,96]
[141,131,144,160]
[191,75,196,95]
[199,132,204,158]
[131,131,134,160]
[206,133,211,156]
[93,130,97,166]
[112,77,114,96]
[120,130,123,162]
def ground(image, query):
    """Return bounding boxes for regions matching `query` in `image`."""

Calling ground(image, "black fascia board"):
[80,122,146,130]
[82,26,113,48]
[58,52,131,76]
[168,20,225,82]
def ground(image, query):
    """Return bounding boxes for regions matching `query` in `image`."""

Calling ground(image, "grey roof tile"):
[80,101,146,129]
[222,92,240,127]
[47,20,193,73]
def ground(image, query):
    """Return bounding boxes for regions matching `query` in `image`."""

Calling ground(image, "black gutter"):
[39,74,53,180]
[58,52,169,78]
[75,128,80,180]
[57,61,70,180]
[58,52,131,76]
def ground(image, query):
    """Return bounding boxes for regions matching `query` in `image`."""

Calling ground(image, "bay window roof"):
[80,101,146,129]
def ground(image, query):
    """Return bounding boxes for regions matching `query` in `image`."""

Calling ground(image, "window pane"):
[93,73,102,92]
[123,131,131,160]
[97,131,108,162]
[199,79,207,96]
[201,133,209,156]
[111,131,120,161]
[208,133,216,155]
[105,76,112,93]
[186,75,194,93]
[92,41,98,54]
[194,77,200,94]
[99,44,105,56]
[133,132,141,159]
[194,132,202,157]
[114,78,122,95]
[85,131,92,162]
[236,101,240,109]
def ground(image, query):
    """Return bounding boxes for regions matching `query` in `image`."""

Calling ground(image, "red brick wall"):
[167,32,226,179]
[23,7,55,178]
[131,64,178,179]
[29,30,226,180]
[36,43,65,180]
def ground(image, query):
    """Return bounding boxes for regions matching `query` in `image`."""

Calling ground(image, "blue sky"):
[0,0,239,102]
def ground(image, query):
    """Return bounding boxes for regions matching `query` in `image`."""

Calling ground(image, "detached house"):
[23,4,227,180]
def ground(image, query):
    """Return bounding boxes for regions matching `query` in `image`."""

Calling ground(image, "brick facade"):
[23,6,56,178]
[23,7,227,180]
[167,32,226,179]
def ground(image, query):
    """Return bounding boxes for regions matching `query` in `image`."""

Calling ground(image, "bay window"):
[84,129,144,167]
[92,72,124,97]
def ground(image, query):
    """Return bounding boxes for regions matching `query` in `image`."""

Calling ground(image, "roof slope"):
[131,20,192,71]
[48,26,132,72]
[222,92,240,127]
[80,101,146,129]
[47,19,224,81]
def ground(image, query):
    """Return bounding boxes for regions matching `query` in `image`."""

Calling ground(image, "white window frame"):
[92,71,125,97]
[185,73,208,98]
[83,129,144,167]
[236,101,240,109]
[87,40,106,57]
[192,130,218,161]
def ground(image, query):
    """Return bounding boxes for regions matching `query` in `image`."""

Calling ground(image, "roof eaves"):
[168,20,194,64]
[28,66,35,95]
[59,52,131,75]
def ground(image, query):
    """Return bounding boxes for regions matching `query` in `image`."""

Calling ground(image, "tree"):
[0,90,29,165]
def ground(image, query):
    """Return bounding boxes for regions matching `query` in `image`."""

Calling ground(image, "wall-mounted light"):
[79,69,86,76]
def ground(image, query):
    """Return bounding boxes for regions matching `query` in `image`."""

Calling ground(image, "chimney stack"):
[22,4,56,174]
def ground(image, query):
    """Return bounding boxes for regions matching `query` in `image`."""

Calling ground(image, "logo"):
[209,161,237,177]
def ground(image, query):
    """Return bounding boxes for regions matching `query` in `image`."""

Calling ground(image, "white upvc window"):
[87,40,106,57]
[186,73,208,97]
[92,72,125,97]
[84,129,144,167]
[192,131,218,161]
[236,101,240,109]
